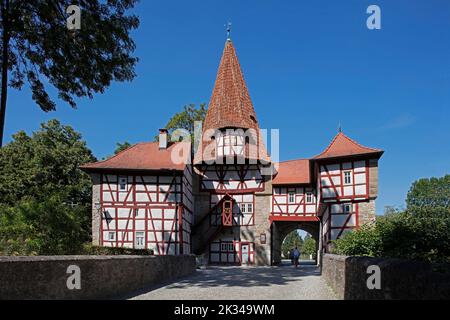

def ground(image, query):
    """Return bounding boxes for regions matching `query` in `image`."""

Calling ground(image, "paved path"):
[126,261,336,300]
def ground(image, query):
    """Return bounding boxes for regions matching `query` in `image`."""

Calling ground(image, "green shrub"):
[81,244,154,256]
[333,210,450,263]
[0,195,91,255]
[332,223,382,257]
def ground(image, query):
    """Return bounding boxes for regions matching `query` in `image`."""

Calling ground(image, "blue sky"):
[4,0,450,214]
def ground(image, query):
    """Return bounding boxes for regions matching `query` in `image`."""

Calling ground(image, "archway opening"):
[281,229,317,265]
[271,221,320,266]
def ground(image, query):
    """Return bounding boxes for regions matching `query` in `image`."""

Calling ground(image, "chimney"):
[159,129,168,149]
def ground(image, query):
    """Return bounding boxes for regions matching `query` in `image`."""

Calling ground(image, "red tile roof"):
[195,40,269,164]
[272,159,311,185]
[80,142,190,172]
[314,132,383,160]
[204,40,259,130]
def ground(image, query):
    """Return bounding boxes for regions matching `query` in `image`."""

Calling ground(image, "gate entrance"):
[271,221,320,266]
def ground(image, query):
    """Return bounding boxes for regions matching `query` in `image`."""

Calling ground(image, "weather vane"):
[338,121,343,133]
[225,22,232,40]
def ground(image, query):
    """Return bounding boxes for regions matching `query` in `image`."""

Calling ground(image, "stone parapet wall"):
[0,255,196,300]
[322,254,450,299]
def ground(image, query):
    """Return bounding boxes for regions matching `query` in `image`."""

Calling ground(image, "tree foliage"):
[0,195,91,255]
[406,175,450,216]
[157,103,207,144]
[165,103,207,136]
[0,0,140,145]
[301,234,317,258]
[0,119,96,205]
[281,231,303,258]
[0,119,96,255]
[114,141,132,155]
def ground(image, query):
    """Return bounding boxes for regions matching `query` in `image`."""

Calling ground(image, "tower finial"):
[338,122,342,133]
[225,22,232,41]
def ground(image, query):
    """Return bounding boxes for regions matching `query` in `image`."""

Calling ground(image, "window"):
[288,192,295,204]
[344,171,352,185]
[221,242,234,252]
[220,242,235,252]
[135,232,145,249]
[306,192,313,203]
[224,200,232,211]
[240,203,246,213]
[247,203,253,213]
[108,232,115,241]
[119,176,127,191]
[343,204,352,213]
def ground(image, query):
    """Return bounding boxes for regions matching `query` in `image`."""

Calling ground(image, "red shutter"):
[222,200,233,226]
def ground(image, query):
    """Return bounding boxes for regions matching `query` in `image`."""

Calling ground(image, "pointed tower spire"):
[195,39,270,164]
[203,40,259,131]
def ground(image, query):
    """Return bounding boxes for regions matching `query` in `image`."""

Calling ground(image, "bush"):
[332,223,382,257]
[81,244,154,256]
[0,195,91,255]
[333,210,450,263]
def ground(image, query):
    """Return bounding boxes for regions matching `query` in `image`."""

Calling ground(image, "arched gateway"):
[80,34,383,266]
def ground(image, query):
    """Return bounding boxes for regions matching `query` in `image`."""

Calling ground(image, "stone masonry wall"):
[358,200,376,226]
[368,159,379,199]
[91,173,101,246]
[251,176,273,266]
[322,254,450,299]
[0,255,196,300]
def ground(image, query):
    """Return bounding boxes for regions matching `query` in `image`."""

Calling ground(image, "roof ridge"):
[314,132,341,158]
[340,132,381,152]
[314,132,382,159]
[82,142,149,166]
[277,158,311,164]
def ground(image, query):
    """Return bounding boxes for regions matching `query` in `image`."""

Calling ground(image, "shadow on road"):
[121,261,322,299]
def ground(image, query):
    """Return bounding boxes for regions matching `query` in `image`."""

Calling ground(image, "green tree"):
[406,175,450,216]
[0,195,91,255]
[157,104,207,144]
[334,211,450,263]
[0,119,96,255]
[301,234,317,258]
[114,141,132,155]
[333,223,382,257]
[0,1,140,146]
[282,231,303,258]
[333,175,450,263]
[0,119,96,205]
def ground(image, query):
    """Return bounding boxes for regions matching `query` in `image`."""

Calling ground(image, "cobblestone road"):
[126,261,336,300]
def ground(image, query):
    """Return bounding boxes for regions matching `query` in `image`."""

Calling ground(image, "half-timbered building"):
[81,35,383,266]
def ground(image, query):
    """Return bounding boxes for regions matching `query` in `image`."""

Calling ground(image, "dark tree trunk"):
[0,0,9,147]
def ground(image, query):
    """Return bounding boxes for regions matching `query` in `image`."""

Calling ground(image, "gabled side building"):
[81,37,383,266]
